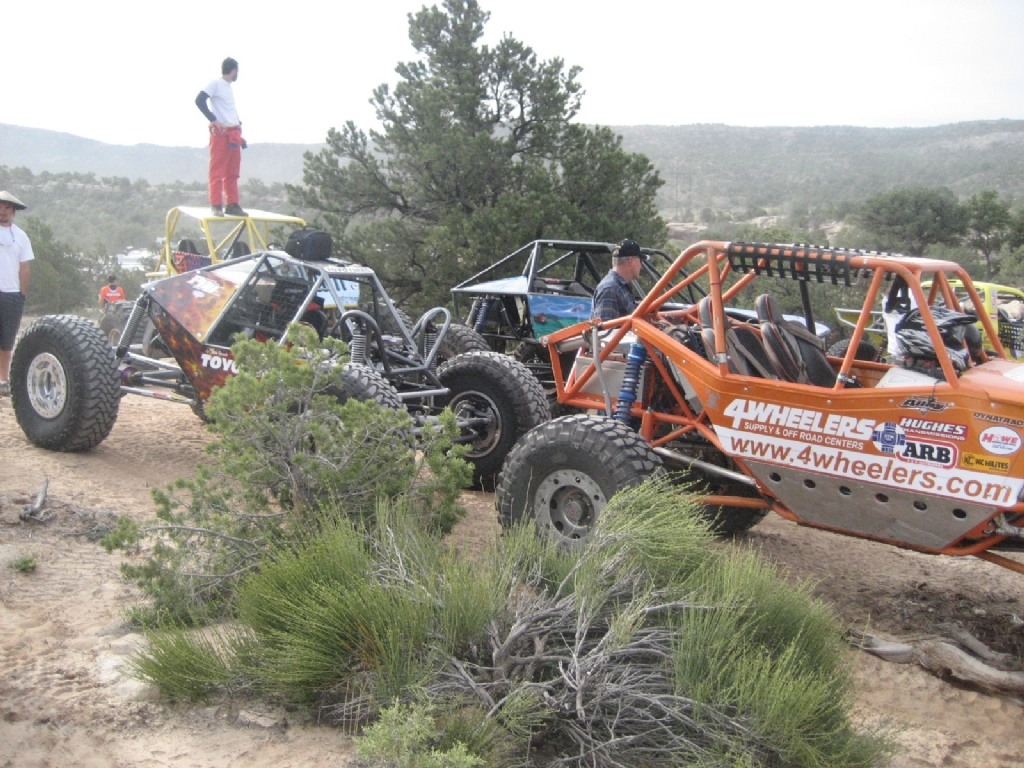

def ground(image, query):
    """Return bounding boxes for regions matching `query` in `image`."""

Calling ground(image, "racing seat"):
[698,296,776,378]
[755,294,836,387]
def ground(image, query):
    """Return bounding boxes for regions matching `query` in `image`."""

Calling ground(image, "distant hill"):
[5,121,1024,212]
[611,121,1024,214]
[0,124,323,185]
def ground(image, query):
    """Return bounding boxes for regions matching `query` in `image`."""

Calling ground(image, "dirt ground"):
[1,395,1023,767]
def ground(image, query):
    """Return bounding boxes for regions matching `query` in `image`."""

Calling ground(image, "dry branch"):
[850,628,1024,696]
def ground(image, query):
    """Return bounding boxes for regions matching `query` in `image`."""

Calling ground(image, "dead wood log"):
[849,628,1024,696]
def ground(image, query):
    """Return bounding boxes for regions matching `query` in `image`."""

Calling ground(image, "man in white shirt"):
[196,57,247,217]
[0,191,33,397]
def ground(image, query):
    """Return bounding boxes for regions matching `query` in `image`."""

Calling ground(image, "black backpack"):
[285,227,332,261]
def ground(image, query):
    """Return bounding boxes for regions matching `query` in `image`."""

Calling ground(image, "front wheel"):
[438,351,550,490]
[11,315,121,451]
[496,415,662,547]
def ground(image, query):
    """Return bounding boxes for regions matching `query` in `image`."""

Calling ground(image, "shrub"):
[104,324,470,623]
[132,479,890,767]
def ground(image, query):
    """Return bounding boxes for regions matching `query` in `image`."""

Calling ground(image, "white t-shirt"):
[203,78,240,126]
[0,223,33,293]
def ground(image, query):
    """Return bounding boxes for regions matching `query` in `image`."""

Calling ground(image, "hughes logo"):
[723,399,874,440]
[898,417,967,441]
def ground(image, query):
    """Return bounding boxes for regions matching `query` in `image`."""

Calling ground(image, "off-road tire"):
[99,313,124,346]
[99,301,143,347]
[11,315,120,452]
[331,363,404,410]
[438,351,550,490]
[141,318,171,358]
[826,338,880,362]
[359,302,413,336]
[496,414,662,546]
[682,473,768,535]
[436,323,490,364]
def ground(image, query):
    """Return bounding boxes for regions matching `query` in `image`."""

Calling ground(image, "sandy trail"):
[1,395,1022,767]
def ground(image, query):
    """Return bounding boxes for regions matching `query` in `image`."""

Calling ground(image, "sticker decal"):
[979,426,1022,456]
[974,412,1024,429]
[872,422,957,468]
[723,399,874,444]
[961,453,1011,475]
[872,422,905,454]
[200,349,239,374]
[1002,367,1024,383]
[898,417,967,441]
[717,425,1022,505]
[899,396,952,413]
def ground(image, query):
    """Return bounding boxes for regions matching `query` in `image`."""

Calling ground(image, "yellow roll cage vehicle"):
[151,206,308,278]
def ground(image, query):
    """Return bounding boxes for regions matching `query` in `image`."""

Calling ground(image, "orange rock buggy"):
[497,241,1024,575]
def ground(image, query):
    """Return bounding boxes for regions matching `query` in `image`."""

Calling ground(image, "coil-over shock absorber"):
[424,326,438,373]
[348,325,367,365]
[613,342,648,423]
[116,294,150,359]
[473,298,493,333]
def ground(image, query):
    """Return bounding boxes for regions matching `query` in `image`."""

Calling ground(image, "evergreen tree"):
[291,0,665,310]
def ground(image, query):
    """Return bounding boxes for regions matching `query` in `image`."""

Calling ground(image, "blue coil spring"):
[613,343,648,422]
[473,299,493,333]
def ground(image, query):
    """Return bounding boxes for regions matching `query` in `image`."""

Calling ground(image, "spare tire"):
[11,315,120,451]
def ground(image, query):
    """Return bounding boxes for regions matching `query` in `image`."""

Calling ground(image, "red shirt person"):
[99,275,126,309]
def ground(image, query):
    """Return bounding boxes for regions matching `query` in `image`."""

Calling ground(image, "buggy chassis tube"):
[652,446,758,487]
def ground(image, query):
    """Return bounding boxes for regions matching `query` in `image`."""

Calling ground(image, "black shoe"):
[210,205,224,217]
[224,203,247,217]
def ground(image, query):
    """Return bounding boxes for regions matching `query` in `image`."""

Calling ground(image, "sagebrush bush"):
[132,478,890,767]
[104,323,471,623]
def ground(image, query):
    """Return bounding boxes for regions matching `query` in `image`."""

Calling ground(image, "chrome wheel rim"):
[27,353,68,419]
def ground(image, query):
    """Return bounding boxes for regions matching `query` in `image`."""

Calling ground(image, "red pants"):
[209,127,242,206]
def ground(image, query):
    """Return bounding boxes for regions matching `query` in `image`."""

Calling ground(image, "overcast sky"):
[9,0,1024,148]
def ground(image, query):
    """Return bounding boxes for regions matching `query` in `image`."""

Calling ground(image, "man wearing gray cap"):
[591,238,649,322]
[0,191,33,397]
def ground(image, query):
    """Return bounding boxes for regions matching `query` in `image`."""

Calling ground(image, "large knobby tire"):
[438,350,550,490]
[359,302,413,336]
[435,323,489,364]
[674,470,768,535]
[332,363,404,410]
[11,315,120,451]
[826,338,880,362]
[141,318,171,358]
[496,414,662,546]
[99,301,143,347]
[99,312,125,346]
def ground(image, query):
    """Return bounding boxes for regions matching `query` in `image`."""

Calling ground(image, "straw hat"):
[0,191,27,210]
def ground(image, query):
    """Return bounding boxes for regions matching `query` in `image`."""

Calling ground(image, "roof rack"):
[727,242,894,286]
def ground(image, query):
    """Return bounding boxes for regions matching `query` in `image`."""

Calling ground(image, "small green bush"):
[355,702,485,768]
[11,555,37,573]
[103,324,470,624]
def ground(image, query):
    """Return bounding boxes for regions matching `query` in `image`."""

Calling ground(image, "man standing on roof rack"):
[591,239,648,322]
[196,57,247,218]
